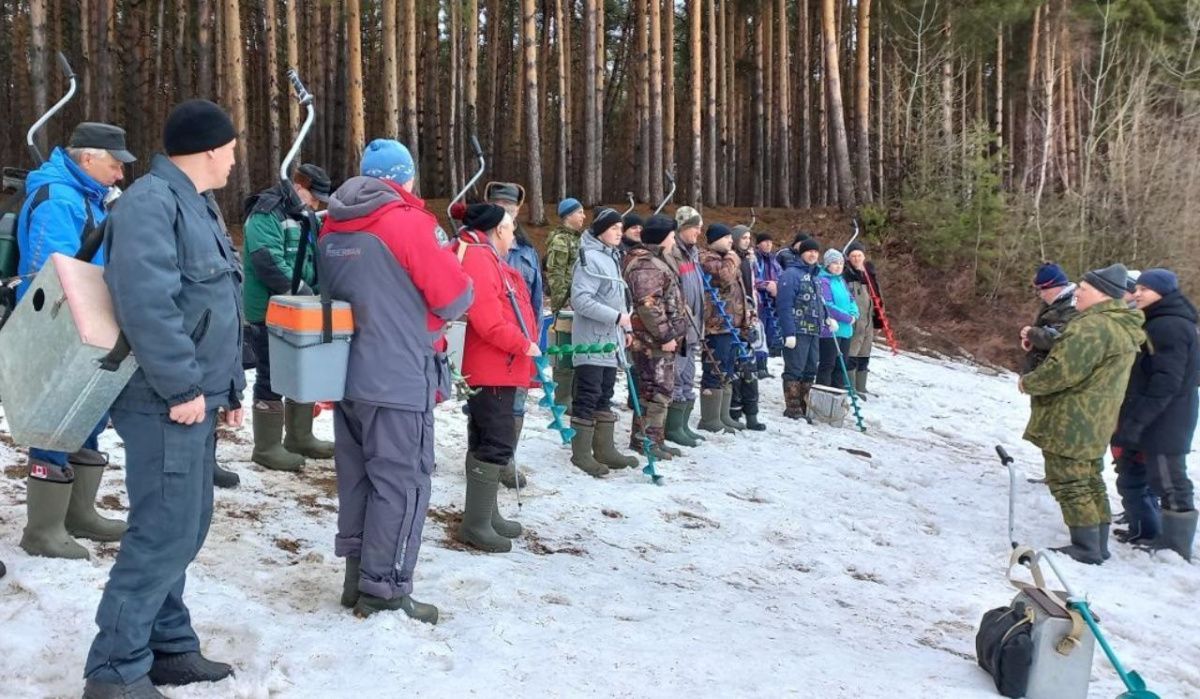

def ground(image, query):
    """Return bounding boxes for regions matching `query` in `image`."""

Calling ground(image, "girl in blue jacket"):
[817,249,859,387]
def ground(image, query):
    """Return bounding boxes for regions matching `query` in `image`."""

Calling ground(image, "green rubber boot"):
[553,366,575,411]
[283,400,335,459]
[593,413,638,469]
[569,418,610,477]
[500,416,528,489]
[353,593,439,624]
[682,400,706,442]
[720,384,745,431]
[697,389,731,433]
[458,455,512,553]
[20,474,89,559]
[665,401,700,447]
[252,401,305,472]
[855,369,870,398]
[341,556,360,608]
[65,465,127,542]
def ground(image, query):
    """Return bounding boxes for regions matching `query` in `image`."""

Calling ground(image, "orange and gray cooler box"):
[265,294,353,403]
[0,253,138,451]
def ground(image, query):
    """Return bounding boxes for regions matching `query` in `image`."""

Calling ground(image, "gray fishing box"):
[265,294,353,403]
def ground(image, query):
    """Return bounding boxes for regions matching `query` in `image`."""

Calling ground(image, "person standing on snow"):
[545,197,587,408]
[816,249,859,388]
[1019,263,1145,565]
[696,224,754,434]
[776,235,824,421]
[488,182,541,490]
[240,163,336,481]
[319,139,473,622]
[568,208,639,477]
[842,241,883,397]
[15,122,134,561]
[665,206,709,448]
[1110,268,1198,561]
[83,100,244,698]
[754,231,783,378]
[452,204,537,554]
[1020,262,1078,375]
[729,225,766,430]
[624,215,689,460]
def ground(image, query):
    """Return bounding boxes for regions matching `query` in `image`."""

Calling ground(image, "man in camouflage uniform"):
[1020,263,1146,565]
[666,207,709,448]
[696,224,755,434]
[624,215,689,460]
[544,197,587,407]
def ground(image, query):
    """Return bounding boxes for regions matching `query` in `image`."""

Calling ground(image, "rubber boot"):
[283,400,335,459]
[83,676,165,699]
[500,415,528,489]
[1114,487,1161,544]
[1138,509,1197,562]
[1051,525,1106,565]
[697,389,731,433]
[65,465,127,542]
[553,366,575,411]
[213,463,240,489]
[665,402,700,447]
[681,400,706,442]
[491,492,523,539]
[648,425,675,461]
[252,401,305,472]
[593,413,638,469]
[148,651,233,686]
[353,593,439,624]
[458,455,512,553]
[569,419,610,477]
[855,369,870,399]
[744,409,766,431]
[20,475,89,559]
[844,369,858,394]
[629,414,647,452]
[340,556,360,608]
[720,384,745,431]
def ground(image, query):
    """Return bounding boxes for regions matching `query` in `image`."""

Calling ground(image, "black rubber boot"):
[353,593,439,624]
[458,455,513,552]
[1051,525,1106,565]
[213,463,240,489]
[341,556,360,608]
[83,676,165,699]
[148,651,233,686]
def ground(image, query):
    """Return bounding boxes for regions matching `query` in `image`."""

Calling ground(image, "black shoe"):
[148,651,233,686]
[744,414,767,431]
[83,676,165,699]
[213,463,240,489]
[353,592,439,624]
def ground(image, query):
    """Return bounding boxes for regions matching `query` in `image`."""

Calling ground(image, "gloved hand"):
[784,336,797,350]
[825,318,839,333]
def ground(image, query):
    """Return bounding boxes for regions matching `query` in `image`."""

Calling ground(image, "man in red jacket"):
[451,203,540,554]
[319,139,473,623]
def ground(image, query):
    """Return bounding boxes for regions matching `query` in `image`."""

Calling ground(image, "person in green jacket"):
[1020,263,1146,565]
[543,197,587,408]
[242,163,335,473]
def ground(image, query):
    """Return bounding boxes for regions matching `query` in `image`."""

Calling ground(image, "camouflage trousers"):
[1043,451,1112,527]
[632,352,675,441]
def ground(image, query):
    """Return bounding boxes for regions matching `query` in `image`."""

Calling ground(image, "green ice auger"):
[619,354,663,485]
[533,356,576,444]
[545,342,618,357]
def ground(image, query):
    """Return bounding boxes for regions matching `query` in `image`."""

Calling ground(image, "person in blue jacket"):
[15,122,135,561]
[488,182,543,489]
[816,249,860,387]
[776,235,824,420]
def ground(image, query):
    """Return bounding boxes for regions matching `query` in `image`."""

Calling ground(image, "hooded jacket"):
[776,249,825,338]
[1020,285,1079,374]
[1022,299,1146,460]
[818,268,858,339]
[16,147,110,300]
[454,229,537,388]
[569,232,630,368]
[700,247,754,337]
[241,184,319,324]
[320,177,473,411]
[1112,290,1200,455]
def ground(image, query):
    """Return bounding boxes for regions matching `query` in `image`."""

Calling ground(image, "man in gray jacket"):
[84,100,244,698]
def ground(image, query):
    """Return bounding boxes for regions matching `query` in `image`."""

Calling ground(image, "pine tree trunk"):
[688,0,701,206]
[467,0,480,150]
[853,0,872,202]
[941,20,953,146]
[30,0,48,156]
[196,0,213,98]
[485,0,500,162]
[583,0,597,204]
[554,0,568,200]
[704,0,716,206]
[648,0,663,203]
[447,0,460,193]
[663,0,675,184]
[776,0,792,207]
[594,0,605,201]
[285,0,299,138]
[224,0,249,197]
[345,0,364,160]
[636,0,650,203]
[752,12,764,207]
[799,0,811,208]
[763,0,773,205]
[821,0,855,209]
[403,0,420,191]
[264,0,281,169]
[382,0,399,137]
[718,0,730,205]
[1023,4,1042,190]
[523,0,546,223]
[995,25,1004,152]
[173,0,188,100]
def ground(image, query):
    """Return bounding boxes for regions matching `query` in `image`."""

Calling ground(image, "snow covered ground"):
[1,349,1197,698]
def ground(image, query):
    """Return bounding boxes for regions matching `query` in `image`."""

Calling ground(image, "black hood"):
[1145,290,1198,324]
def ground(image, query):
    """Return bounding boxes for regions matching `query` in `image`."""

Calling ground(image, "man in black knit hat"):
[84,99,244,698]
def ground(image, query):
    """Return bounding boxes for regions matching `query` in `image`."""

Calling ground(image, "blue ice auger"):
[700,272,753,364]
[617,351,664,485]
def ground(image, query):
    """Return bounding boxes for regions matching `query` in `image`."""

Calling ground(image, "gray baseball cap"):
[69,122,137,163]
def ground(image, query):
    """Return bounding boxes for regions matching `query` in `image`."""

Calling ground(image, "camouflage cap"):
[675,206,702,230]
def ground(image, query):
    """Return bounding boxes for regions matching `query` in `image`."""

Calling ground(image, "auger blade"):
[550,404,568,419]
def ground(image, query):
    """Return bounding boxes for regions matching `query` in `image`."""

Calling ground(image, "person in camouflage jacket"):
[1021,263,1079,374]
[1020,263,1146,565]
[696,224,755,434]
[543,197,588,407]
[623,215,689,460]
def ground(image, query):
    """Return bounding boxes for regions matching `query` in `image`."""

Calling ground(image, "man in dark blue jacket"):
[16,122,135,561]
[776,235,825,421]
[83,100,245,698]
[1112,268,1199,562]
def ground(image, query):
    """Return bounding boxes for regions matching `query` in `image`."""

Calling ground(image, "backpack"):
[975,600,1035,698]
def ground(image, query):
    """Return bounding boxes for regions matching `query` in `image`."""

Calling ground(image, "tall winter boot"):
[783,380,804,420]
[729,381,744,423]
[629,413,647,452]
[665,402,700,447]
[252,401,305,472]
[341,556,361,608]
[798,382,815,420]
[593,413,639,469]
[1051,525,1107,565]
[697,389,730,433]
[681,400,706,442]
[64,464,127,542]
[569,418,610,477]
[855,369,871,397]
[646,402,680,458]
[458,455,512,553]
[553,366,575,410]
[844,369,858,394]
[1138,509,1197,562]
[720,384,745,431]
[500,416,528,490]
[20,472,89,559]
[1114,487,1162,544]
[283,400,335,459]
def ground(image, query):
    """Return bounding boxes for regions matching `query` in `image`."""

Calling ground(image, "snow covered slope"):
[1,350,1197,698]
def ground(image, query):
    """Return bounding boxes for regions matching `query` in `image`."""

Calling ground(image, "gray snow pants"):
[672,342,699,402]
[333,400,435,600]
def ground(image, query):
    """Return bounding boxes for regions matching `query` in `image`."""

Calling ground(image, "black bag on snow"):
[975,601,1035,698]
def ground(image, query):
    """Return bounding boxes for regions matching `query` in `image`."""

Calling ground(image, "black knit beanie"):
[590,208,623,237]
[706,223,733,245]
[163,99,237,156]
[641,215,677,245]
[756,232,773,245]
[463,203,506,232]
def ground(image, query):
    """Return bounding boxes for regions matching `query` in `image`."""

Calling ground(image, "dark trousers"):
[731,362,760,416]
[572,364,616,420]
[782,334,820,382]
[85,410,218,684]
[1117,452,1194,512]
[845,355,871,373]
[817,337,852,387]
[249,322,279,402]
[333,400,434,600]
[467,387,518,466]
[701,333,737,389]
